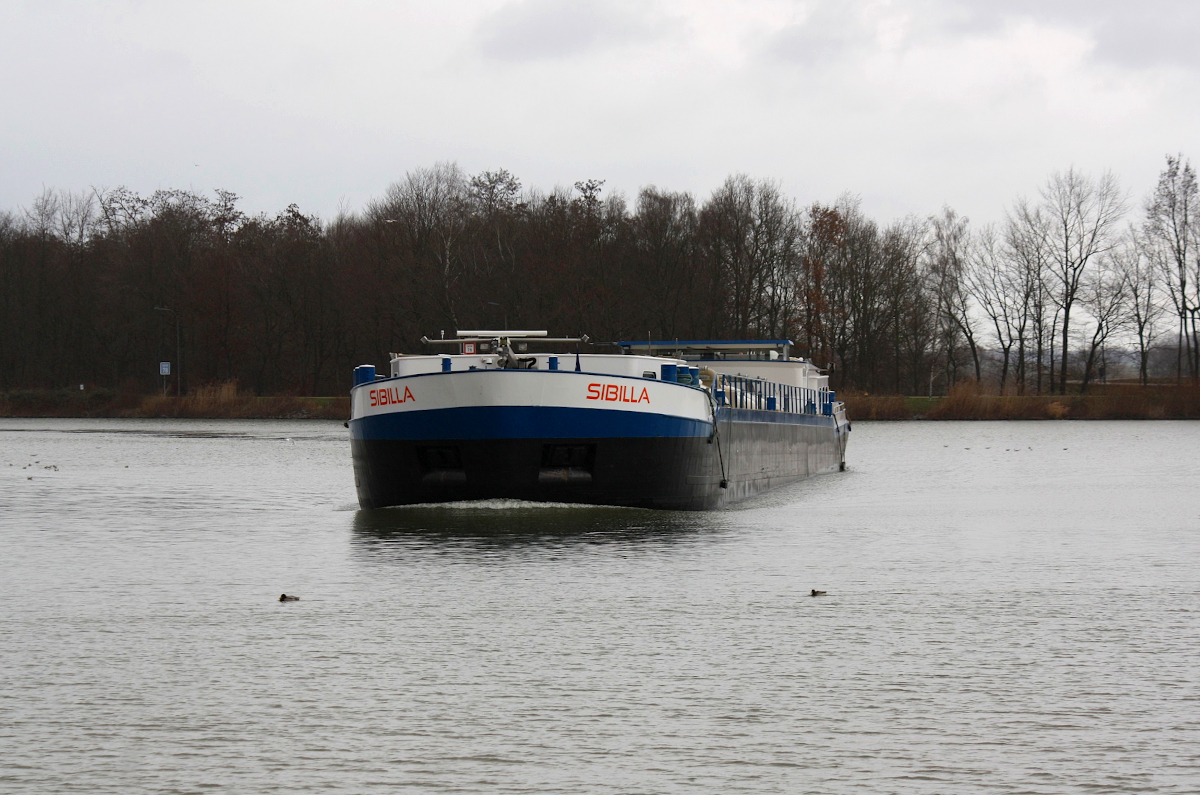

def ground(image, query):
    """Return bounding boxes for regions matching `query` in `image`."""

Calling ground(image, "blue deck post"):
[353,364,376,386]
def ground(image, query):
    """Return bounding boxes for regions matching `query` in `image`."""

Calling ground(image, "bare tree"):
[631,187,699,338]
[698,176,800,339]
[1143,154,1197,380]
[368,162,470,329]
[1039,168,1127,393]
[467,168,523,281]
[754,183,803,339]
[1077,257,1127,392]
[1004,199,1054,393]
[797,203,845,366]
[927,207,980,382]
[884,217,933,394]
[968,224,1027,392]
[1112,228,1164,385]
[54,189,98,246]
[4,162,1182,400]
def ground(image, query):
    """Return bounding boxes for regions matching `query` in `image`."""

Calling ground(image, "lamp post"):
[154,306,181,397]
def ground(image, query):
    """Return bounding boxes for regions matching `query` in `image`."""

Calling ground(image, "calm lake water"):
[2,418,1199,794]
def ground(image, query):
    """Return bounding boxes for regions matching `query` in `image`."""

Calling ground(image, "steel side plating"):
[349,339,849,510]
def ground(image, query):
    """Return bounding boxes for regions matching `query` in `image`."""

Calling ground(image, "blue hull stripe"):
[353,405,712,441]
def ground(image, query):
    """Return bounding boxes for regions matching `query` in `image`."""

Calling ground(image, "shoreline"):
[845,386,1200,420]
[0,390,349,420]
[3,386,1200,422]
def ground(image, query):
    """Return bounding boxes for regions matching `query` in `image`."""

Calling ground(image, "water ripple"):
[2,419,1200,792]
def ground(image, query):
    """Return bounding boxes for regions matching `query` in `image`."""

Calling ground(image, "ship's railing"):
[713,373,836,416]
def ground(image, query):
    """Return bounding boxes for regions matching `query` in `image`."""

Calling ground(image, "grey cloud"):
[474,0,677,61]
[766,4,870,65]
[1089,5,1200,69]
[764,0,1200,71]
[930,0,1200,69]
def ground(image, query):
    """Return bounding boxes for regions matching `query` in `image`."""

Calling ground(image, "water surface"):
[2,419,1198,793]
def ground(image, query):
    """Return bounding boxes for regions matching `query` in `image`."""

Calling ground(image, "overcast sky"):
[4,0,1198,225]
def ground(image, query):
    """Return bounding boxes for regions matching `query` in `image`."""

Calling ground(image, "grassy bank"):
[844,384,1200,420]
[0,383,349,420]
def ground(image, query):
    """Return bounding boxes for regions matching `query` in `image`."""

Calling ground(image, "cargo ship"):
[349,332,849,510]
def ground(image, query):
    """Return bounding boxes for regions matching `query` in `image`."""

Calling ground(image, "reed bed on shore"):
[6,382,1200,421]
[843,383,1200,420]
[0,383,349,420]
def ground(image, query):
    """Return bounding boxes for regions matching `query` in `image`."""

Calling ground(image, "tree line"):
[1,157,1196,396]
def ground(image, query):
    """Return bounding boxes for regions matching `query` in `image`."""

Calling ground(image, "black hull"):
[352,414,847,511]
